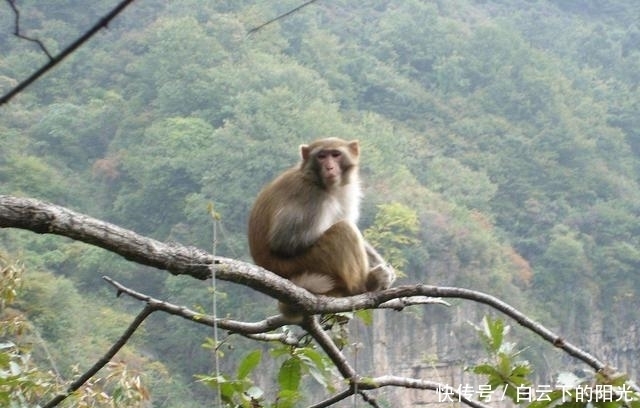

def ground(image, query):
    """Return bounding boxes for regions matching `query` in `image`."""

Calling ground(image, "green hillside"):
[1,0,639,405]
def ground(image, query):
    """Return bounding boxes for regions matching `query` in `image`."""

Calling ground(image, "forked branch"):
[6,0,53,59]
[1,194,636,404]
[1,0,137,105]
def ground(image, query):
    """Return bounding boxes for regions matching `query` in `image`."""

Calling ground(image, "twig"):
[347,285,613,376]
[248,0,321,35]
[309,377,493,408]
[42,305,154,408]
[6,0,53,59]
[103,276,290,336]
[0,0,137,105]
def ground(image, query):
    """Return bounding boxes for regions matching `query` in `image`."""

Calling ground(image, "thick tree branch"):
[0,196,445,312]
[379,295,449,309]
[0,195,214,278]
[303,315,357,381]
[0,0,136,105]
[1,195,636,394]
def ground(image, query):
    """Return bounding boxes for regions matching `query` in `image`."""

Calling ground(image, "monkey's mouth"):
[324,175,340,185]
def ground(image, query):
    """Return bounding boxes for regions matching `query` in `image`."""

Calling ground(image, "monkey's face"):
[316,149,344,186]
[300,138,360,188]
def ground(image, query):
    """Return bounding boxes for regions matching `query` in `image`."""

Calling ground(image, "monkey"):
[248,137,395,320]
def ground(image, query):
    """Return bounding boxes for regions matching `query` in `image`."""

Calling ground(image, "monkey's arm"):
[364,240,389,267]
[268,202,318,257]
[364,241,396,290]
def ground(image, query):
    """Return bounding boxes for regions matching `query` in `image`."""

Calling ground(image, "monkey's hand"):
[363,241,396,291]
[366,262,396,291]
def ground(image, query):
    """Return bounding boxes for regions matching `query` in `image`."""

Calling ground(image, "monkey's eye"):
[317,150,342,160]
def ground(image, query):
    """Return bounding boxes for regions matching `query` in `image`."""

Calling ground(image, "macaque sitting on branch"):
[248,137,395,320]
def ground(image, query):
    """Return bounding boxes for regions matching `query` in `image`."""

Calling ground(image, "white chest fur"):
[316,181,361,233]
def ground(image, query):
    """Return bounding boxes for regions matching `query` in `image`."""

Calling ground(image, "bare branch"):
[0,195,214,279]
[0,196,403,308]
[317,285,613,376]
[0,198,447,316]
[0,0,137,105]
[379,296,450,310]
[103,275,291,337]
[310,377,493,408]
[248,0,321,35]
[6,0,53,59]
[42,305,154,408]
[103,278,486,407]
[303,315,356,380]
[368,376,491,408]
[1,194,635,393]
[47,277,486,408]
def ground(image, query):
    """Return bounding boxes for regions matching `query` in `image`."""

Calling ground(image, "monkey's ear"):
[347,140,360,157]
[300,144,311,161]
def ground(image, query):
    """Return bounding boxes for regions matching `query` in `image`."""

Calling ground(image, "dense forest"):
[1,0,640,406]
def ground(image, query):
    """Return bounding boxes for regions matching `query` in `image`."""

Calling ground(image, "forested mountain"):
[1,0,640,406]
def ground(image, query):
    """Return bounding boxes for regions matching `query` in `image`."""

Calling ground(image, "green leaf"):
[497,353,512,377]
[555,400,587,408]
[297,347,334,389]
[473,363,500,377]
[593,401,624,408]
[237,350,262,380]
[269,344,293,359]
[627,400,640,408]
[510,362,533,384]
[482,316,505,353]
[595,370,628,387]
[528,389,567,408]
[219,380,237,402]
[196,374,238,403]
[297,347,327,371]
[276,389,301,408]
[278,358,302,391]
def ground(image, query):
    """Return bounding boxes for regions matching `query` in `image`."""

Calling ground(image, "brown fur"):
[248,137,395,320]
